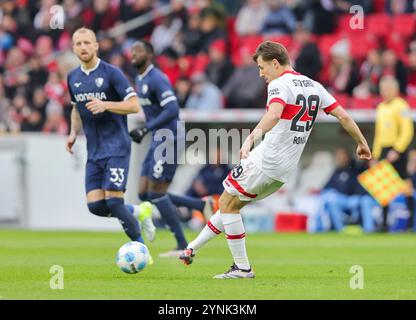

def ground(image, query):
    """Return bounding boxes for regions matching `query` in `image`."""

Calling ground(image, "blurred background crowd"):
[1,0,416,134]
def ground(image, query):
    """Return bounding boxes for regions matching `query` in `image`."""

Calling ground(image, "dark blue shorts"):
[85,156,130,193]
[140,139,178,183]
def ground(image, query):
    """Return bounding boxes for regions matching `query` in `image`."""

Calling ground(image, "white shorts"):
[222,157,284,202]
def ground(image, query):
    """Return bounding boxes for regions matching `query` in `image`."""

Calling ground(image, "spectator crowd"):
[1,0,416,134]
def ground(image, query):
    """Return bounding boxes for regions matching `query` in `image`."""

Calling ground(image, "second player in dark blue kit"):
[129,41,215,257]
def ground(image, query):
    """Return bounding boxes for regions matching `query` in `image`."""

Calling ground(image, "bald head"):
[72,27,99,64]
[379,75,399,101]
[72,27,97,43]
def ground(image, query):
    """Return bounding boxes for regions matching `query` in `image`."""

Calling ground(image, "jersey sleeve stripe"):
[269,97,287,107]
[160,96,177,107]
[323,101,339,114]
[123,92,137,101]
[226,173,258,199]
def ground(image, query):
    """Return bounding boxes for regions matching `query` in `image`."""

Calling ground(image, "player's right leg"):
[179,210,224,265]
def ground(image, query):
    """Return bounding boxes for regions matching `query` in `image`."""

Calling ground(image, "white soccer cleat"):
[134,202,156,242]
[213,264,255,279]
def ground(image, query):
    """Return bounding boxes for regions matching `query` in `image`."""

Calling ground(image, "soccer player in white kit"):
[179,41,372,279]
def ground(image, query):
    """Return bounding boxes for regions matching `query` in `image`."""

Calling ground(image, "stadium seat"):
[317,34,343,63]
[405,95,416,109]
[332,93,350,108]
[373,0,386,13]
[348,33,378,61]
[262,34,292,49]
[366,13,391,38]
[385,32,407,59]
[349,96,381,109]
[391,14,415,38]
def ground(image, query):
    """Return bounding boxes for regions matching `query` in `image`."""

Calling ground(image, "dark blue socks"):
[148,192,187,249]
[87,199,144,243]
[167,193,205,212]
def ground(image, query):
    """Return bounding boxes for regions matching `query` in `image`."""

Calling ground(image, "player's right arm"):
[329,106,372,160]
[66,105,82,154]
[240,102,284,159]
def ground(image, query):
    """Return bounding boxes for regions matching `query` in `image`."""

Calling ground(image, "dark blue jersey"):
[135,64,179,135]
[67,59,137,161]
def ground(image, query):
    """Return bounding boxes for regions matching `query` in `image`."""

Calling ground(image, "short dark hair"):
[253,41,290,65]
[136,39,154,55]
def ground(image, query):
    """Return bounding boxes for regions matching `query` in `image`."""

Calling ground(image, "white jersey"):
[249,70,339,183]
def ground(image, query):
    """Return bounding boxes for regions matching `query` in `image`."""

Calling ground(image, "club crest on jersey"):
[142,84,149,94]
[95,77,104,88]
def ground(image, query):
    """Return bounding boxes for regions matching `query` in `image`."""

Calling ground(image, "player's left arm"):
[86,66,141,115]
[240,102,284,159]
[86,95,140,115]
[329,106,372,160]
[129,76,179,144]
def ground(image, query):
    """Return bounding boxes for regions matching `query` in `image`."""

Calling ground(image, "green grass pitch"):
[0,229,415,300]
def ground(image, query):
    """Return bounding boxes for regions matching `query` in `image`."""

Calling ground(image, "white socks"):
[221,213,250,270]
[188,211,224,251]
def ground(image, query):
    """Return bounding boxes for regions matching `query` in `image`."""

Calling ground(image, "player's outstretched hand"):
[129,126,149,144]
[357,143,372,161]
[86,98,107,114]
[66,134,76,154]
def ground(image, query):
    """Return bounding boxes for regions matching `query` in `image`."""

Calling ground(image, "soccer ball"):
[116,241,150,274]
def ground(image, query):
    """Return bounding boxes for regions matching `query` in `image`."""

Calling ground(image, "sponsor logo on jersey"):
[74,82,82,88]
[268,88,280,97]
[74,92,107,102]
[95,77,104,88]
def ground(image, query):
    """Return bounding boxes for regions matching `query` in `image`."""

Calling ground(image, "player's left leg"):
[103,156,145,244]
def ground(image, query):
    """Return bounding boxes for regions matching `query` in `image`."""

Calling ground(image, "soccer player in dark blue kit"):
[66,28,155,261]
[129,41,215,257]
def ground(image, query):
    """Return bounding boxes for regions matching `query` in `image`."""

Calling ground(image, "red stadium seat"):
[405,95,416,109]
[317,34,343,62]
[373,0,386,13]
[391,14,416,38]
[348,33,378,61]
[385,32,407,58]
[233,35,263,66]
[263,34,292,48]
[332,93,350,108]
[238,35,263,53]
[349,96,381,109]
[366,13,391,38]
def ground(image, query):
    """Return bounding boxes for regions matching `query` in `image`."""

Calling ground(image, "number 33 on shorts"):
[109,168,125,187]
